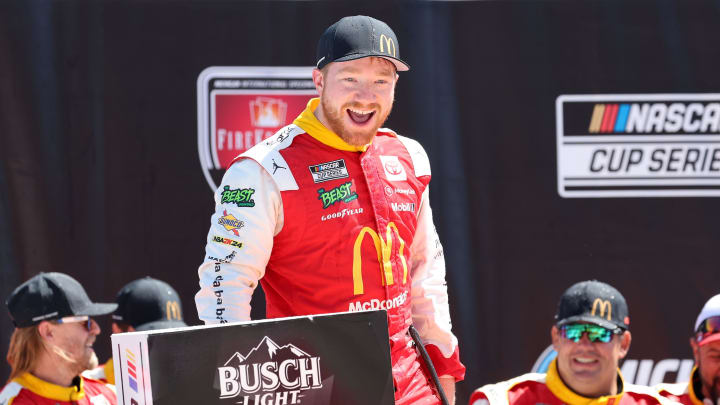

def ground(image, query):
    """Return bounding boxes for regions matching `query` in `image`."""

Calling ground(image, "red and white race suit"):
[469,359,678,405]
[196,98,465,404]
[0,373,116,405]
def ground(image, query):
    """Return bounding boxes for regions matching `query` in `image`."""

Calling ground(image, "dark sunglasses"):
[695,316,720,343]
[57,315,93,331]
[561,323,621,343]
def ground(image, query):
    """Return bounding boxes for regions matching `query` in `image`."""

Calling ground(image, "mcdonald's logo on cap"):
[379,34,396,58]
[591,298,612,321]
[166,300,182,321]
[352,223,407,295]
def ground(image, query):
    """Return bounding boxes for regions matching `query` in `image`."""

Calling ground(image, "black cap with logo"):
[316,15,410,72]
[112,277,187,331]
[555,280,630,331]
[6,272,117,328]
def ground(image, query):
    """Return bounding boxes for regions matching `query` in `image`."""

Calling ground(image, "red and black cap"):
[555,280,630,331]
[112,277,187,331]
[6,272,117,327]
[316,15,410,72]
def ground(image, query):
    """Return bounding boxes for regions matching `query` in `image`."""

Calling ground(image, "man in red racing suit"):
[195,15,465,405]
[469,280,676,405]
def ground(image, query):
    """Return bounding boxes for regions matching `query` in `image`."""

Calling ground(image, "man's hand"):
[439,376,455,405]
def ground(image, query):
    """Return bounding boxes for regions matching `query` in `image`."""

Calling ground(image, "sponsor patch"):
[308,159,349,183]
[557,94,720,197]
[218,210,244,236]
[379,155,407,181]
[217,336,323,403]
[220,186,256,207]
[317,181,358,209]
[212,235,243,249]
[348,291,408,312]
[391,202,415,212]
[321,207,363,221]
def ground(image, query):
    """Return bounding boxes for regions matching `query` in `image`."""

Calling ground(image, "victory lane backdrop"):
[2,1,720,403]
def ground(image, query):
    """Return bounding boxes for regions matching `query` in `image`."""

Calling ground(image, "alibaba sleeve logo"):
[352,223,408,295]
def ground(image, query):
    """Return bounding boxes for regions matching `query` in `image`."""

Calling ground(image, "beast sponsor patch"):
[317,181,358,209]
[220,186,256,207]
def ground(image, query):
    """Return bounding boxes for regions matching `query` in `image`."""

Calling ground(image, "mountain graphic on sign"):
[224,336,311,367]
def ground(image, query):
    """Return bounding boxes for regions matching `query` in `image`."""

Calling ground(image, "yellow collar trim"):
[14,372,85,401]
[688,366,704,405]
[293,98,370,152]
[546,359,624,405]
[104,358,115,384]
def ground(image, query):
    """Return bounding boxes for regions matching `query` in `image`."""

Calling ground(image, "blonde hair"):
[6,326,44,382]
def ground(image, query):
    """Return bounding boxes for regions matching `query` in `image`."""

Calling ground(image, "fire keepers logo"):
[217,336,323,405]
[557,93,720,198]
[197,66,316,191]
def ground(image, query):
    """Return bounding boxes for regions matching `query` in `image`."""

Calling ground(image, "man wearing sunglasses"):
[0,272,117,405]
[469,280,672,405]
[655,294,720,405]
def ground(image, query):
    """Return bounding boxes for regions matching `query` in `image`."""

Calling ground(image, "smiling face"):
[691,339,720,403]
[48,319,101,374]
[312,57,398,146]
[552,324,631,397]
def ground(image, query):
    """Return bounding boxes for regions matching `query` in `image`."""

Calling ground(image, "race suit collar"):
[546,359,625,405]
[104,358,115,384]
[14,372,86,401]
[293,98,370,152]
[689,366,704,405]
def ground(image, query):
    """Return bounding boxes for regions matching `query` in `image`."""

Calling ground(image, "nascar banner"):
[112,310,393,405]
[197,66,317,191]
[557,94,720,198]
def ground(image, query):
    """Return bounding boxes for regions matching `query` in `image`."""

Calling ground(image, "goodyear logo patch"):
[557,94,720,198]
[308,159,349,183]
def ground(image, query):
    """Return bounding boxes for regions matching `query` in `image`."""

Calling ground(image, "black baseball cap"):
[6,272,117,328]
[316,15,410,72]
[555,280,630,331]
[112,277,187,331]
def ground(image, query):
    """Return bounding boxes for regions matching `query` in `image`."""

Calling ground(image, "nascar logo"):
[589,102,720,134]
[557,94,720,198]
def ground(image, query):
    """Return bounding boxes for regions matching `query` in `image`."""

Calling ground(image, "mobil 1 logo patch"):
[308,159,349,183]
[557,94,720,198]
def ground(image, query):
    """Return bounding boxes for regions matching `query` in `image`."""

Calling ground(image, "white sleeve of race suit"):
[195,158,283,324]
[410,186,458,358]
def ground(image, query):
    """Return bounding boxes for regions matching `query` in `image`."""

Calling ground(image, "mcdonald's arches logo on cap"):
[379,34,396,58]
[166,300,182,321]
[591,298,612,321]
